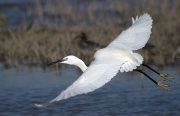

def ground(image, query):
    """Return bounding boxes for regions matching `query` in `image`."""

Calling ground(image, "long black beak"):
[46,59,65,66]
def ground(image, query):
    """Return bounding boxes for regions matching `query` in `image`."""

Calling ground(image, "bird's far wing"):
[35,59,123,107]
[107,13,153,51]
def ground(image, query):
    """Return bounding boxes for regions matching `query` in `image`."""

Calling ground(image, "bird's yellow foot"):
[157,80,170,91]
[160,74,174,82]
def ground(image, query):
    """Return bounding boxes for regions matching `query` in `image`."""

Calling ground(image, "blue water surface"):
[0,65,180,116]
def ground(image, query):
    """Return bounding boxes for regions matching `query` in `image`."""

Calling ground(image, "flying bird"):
[35,14,173,107]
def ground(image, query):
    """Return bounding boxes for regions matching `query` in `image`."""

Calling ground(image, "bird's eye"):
[65,58,68,60]
[93,58,95,61]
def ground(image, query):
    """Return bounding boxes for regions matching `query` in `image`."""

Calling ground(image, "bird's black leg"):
[134,69,170,91]
[142,63,174,82]
[142,64,159,74]
[134,69,156,84]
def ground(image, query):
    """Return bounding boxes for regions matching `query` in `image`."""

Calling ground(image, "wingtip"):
[132,13,152,24]
[34,102,53,107]
[132,17,135,24]
[143,13,152,20]
[34,103,43,107]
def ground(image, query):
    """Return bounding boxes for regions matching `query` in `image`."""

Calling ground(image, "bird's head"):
[47,55,81,66]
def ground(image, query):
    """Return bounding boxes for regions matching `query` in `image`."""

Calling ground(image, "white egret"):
[47,55,173,84]
[35,14,173,107]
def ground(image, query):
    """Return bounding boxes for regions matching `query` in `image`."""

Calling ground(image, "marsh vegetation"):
[0,0,180,67]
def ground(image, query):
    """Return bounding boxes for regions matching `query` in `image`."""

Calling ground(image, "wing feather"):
[52,60,121,102]
[107,13,153,51]
[35,59,124,107]
[119,58,142,73]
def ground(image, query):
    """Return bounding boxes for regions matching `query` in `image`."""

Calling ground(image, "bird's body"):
[94,48,142,72]
[35,13,172,107]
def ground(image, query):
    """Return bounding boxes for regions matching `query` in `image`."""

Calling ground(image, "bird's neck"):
[76,60,88,72]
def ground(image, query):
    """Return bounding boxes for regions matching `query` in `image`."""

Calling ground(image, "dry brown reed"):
[0,0,180,67]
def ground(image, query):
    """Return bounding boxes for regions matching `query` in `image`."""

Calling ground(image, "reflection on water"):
[0,66,180,116]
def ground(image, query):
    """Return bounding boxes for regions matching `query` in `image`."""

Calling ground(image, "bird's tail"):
[133,52,144,64]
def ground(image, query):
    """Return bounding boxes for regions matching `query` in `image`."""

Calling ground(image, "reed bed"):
[0,0,180,68]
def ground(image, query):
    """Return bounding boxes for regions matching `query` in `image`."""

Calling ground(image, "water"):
[0,66,180,116]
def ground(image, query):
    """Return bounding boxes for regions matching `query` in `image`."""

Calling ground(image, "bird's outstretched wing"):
[35,59,124,107]
[107,13,153,51]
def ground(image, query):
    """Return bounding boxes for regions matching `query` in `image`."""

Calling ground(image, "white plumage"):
[35,13,153,107]
[108,14,152,50]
